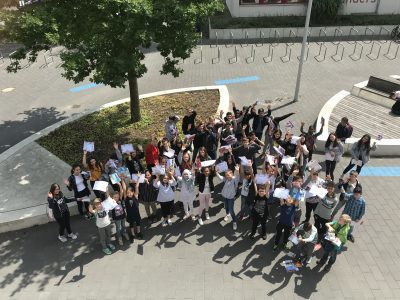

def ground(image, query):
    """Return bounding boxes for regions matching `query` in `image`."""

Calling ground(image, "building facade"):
[226,0,400,17]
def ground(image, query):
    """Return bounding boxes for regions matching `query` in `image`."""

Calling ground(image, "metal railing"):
[349,41,363,61]
[316,28,327,46]
[364,27,374,44]
[379,27,391,44]
[43,49,54,67]
[314,43,327,62]
[211,32,218,48]
[194,46,203,64]
[280,43,292,63]
[241,31,249,47]
[271,29,280,47]
[229,45,238,64]
[212,46,220,64]
[347,27,359,45]
[332,28,343,45]
[263,44,274,63]
[366,41,381,60]
[256,30,265,47]
[226,31,234,48]
[246,45,256,63]
[384,41,399,60]
[331,43,345,62]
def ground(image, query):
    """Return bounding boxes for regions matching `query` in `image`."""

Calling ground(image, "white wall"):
[341,0,378,15]
[378,0,400,14]
[226,0,400,17]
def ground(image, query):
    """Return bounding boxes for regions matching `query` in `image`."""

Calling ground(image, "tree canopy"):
[2,0,223,121]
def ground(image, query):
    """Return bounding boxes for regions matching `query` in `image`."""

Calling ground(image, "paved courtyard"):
[1,41,400,299]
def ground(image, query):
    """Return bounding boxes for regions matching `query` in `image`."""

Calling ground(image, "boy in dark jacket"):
[249,184,270,240]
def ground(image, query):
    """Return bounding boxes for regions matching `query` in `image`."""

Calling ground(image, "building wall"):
[226,0,400,17]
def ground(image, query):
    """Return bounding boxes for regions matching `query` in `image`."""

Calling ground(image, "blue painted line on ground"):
[360,166,400,176]
[69,82,103,93]
[214,76,259,85]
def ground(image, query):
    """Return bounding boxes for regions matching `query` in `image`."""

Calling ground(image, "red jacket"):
[145,144,159,165]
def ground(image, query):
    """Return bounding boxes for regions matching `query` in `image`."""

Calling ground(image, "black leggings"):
[325,160,337,180]
[342,160,364,175]
[56,213,72,236]
[305,201,318,223]
[251,213,267,236]
[160,201,174,218]
[77,201,90,216]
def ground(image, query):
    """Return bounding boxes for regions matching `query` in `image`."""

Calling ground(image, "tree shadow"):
[0,107,66,154]
[0,216,98,297]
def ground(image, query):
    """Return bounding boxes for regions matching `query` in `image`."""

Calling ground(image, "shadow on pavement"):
[0,107,66,154]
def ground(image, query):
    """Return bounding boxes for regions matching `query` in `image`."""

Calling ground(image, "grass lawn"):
[37,90,220,166]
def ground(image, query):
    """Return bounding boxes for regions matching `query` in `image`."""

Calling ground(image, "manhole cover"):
[1,87,15,93]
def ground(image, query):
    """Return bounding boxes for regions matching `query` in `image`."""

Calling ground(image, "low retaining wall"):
[315,90,400,157]
[0,85,230,233]
[209,25,394,41]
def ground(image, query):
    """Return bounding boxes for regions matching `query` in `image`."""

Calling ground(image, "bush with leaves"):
[311,0,342,22]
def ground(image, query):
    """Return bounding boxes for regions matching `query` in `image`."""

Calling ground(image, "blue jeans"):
[224,197,237,222]
[348,222,355,238]
[114,219,126,239]
[239,195,250,217]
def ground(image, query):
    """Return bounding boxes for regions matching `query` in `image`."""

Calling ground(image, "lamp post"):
[293,0,313,102]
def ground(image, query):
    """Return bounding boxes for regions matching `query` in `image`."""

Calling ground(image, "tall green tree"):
[2,0,223,122]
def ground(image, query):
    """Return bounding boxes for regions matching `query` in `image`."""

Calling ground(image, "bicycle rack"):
[287,29,296,46]
[194,46,203,64]
[212,46,220,64]
[43,49,54,67]
[297,43,310,62]
[347,27,359,45]
[379,27,390,44]
[229,45,238,64]
[316,28,327,46]
[246,45,256,63]
[271,29,280,47]
[364,27,374,44]
[226,31,234,48]
[256,30,265,47]
[366,41,382,60]
[331,43,345,62]
[384,41,399,60]
[349,41,363,61]
[263,44,274,63]
[332,28,343,45]
[280,43,291,63]
[211,31,218,48]
[314,43,327,62]
[241,31,249,47]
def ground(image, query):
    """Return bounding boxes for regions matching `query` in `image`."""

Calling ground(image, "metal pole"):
[293,0,313,102]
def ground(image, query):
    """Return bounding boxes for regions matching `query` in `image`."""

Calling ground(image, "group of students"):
[47,101,369,270]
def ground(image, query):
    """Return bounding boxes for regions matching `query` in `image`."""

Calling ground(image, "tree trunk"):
[128,72,140,122]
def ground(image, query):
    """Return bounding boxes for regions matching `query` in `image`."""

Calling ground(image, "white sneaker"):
[183,213,190,220]
[233,222,237,230]
[67,233,77,240]
[198,218,204,226]
[224,215,230,222]
[162,220,168,227]
[58,235,67,243]
[191,215,196,221]
[118,238,123,246]
[205,212,210,220]
[167,219,172,226]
